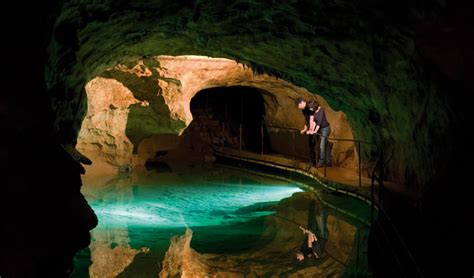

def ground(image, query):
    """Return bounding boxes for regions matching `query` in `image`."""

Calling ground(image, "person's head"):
[294,98,306,109]
[296,252,305,261]
[312,100,320,109]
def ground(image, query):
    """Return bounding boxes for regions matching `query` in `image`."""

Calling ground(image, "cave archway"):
[189,86,272,153]
[76,55,356,178]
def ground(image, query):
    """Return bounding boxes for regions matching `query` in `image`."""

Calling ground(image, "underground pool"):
[72,165,305,277]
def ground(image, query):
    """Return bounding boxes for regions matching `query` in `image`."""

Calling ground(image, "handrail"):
[265,123,371,186]
[265,124,374,145]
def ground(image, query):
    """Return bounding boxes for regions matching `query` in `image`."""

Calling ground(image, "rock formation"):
[89,242,149,278]
[46,0,463,191]
[77,56,355,178]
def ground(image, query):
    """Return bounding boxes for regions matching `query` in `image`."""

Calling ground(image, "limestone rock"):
[160,229,216,278]
[89,242,149,278]
[77,56,355,178]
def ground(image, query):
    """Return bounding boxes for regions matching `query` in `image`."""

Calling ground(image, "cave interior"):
[3,0,473,277]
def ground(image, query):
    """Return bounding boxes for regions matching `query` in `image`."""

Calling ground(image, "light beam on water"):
[73,168,303,277]
[90,182,302,228]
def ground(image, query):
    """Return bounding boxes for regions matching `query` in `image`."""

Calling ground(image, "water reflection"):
[76,165,302,277]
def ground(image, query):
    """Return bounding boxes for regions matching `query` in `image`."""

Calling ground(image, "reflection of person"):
[296,225,321,261]
[295,98,318,166]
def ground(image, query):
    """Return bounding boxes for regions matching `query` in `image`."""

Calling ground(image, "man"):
[295,98,331,167]
[295,98,317,166]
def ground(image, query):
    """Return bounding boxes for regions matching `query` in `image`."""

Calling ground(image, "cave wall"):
[77,56,354,177]
[2,1,99,275]
[47,0,455,191]
[5,0,469,276]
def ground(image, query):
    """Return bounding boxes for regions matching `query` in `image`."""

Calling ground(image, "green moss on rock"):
[47,0,451,192]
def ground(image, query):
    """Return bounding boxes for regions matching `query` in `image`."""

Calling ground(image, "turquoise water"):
[73,166,302,277]
[92,182,301,228]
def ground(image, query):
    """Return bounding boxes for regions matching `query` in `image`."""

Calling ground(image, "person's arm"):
[307,234,313,247]
[307,115,316,134]
[300,227,317,247]
[313,124,320,135]
[311,108,322,135]
[308,231,318,247]
[300,124,308,134]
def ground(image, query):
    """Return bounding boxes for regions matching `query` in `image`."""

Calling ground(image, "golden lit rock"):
[78,55,355,177]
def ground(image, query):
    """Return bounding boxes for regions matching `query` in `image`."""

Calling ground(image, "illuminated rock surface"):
[77,55,355,178]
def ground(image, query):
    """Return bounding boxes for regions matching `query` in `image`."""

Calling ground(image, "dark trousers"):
[318,126,331,165]
[308,134,316,165]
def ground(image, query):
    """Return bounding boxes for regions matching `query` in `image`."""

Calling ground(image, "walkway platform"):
[212,146,415,203]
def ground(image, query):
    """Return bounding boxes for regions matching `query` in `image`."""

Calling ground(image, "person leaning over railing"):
[295,98,318,166]
[310,100,331,167]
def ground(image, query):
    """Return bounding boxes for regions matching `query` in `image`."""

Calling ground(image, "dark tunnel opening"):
[190,86,272,153]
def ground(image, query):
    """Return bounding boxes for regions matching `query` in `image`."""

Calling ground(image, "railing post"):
[221,122,224,150]
[225,100,230,138]
[292,129,296,161]
[315,134,318,168]
[379,182,382,208]
[378,158,383,209]
[225,99,228,127]
[356,227,360,276]
[239,124,242,153]
[261,116,264,155]
[240,94,243,154]
[371,176,375,226]
[324,134,327,177]
[358,141,362,187]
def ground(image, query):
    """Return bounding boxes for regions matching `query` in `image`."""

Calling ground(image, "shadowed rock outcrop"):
[2,135,98,276]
